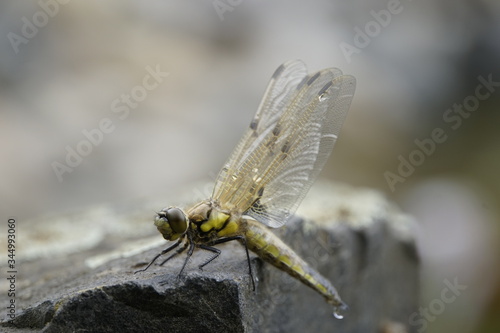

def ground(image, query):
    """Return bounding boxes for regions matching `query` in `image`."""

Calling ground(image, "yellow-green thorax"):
[187,200,242,240]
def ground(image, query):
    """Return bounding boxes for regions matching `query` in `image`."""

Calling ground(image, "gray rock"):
[0,182,419,333]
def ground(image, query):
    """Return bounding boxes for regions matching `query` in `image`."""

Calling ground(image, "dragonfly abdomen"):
[242,219,345,309]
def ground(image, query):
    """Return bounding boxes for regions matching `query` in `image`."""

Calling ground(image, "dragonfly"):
[137,60,356,318]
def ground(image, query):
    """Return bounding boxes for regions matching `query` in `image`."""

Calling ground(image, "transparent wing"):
[212,62,356,228]
[212,60,307,198]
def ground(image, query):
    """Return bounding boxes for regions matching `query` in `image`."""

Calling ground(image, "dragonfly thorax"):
[188,201,233,233]
[154,207,188,241]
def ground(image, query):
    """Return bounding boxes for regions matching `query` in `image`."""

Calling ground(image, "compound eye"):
[165,208,187,233]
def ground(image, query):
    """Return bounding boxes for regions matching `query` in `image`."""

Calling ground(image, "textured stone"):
[0,182,419,333]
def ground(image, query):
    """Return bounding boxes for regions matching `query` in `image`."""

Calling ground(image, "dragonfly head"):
[154,207,188,240]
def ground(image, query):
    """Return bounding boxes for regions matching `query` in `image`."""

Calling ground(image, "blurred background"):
[0,0,499,332]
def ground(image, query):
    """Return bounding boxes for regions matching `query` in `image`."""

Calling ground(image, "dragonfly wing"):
[213,63,356,228]
[246,70,356,227]
[212,60,308,199]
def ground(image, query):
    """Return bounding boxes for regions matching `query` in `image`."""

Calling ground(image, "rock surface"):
[0,182,419,333]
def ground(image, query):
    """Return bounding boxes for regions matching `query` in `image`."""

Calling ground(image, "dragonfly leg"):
[176,233,195,279]
[209,235,256,291]
[197,244,221,271]
[134,238,184,273]
[158,240,189,266]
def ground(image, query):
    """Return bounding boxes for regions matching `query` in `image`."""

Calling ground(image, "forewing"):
[213,63,356,228]
[212,60,308,200]
[247,72,356,227]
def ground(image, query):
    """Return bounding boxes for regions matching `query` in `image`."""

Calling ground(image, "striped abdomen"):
[242,219,345,309]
